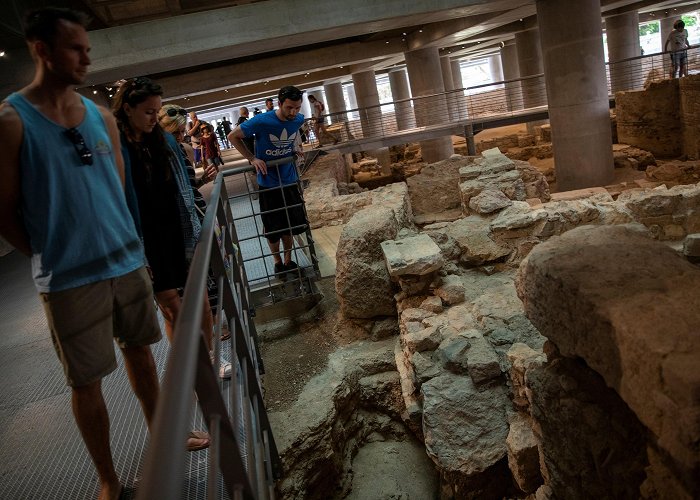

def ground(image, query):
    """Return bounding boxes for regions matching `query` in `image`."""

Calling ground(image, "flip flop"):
[187,430,210,452]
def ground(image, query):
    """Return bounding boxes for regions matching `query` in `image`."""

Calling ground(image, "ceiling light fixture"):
[0,51,6,57]
[419,29,423,33]
[108,94,113,98]
[92,90,97,94]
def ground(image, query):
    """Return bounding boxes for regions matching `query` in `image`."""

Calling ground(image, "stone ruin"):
[269,144,700,499]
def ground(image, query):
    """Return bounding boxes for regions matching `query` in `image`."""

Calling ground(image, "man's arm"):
[0,103,32,256]
[186,119,199,137]
[98,106,126,186]
[228,126,267,175]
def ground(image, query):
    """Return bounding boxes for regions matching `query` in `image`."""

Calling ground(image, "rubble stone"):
[422,373,509,477]
[506,414,542,494]
[381,233,443,278]
[433,274,465,305]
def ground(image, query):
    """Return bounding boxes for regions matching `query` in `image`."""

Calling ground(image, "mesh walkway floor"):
[0,250,232,499]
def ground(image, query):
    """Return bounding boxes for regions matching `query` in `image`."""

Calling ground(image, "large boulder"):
[517,224,700,499]
[335,206,399,318]
[406,156,469,218]
[422,372,510,480]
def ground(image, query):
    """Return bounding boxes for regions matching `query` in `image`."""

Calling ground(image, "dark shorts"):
[671,51,687,65]
[41,267,162,387]
[258,183,308,244]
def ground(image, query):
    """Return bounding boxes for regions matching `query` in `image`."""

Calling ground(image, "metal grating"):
[0,250,232,499]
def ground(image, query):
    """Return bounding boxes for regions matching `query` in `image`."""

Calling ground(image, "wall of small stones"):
[616,78,684,158]
[329,146,700,498]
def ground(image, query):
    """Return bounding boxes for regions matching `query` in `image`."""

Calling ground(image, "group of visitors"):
[186,112,225,165]
[0,7,292,499]
[0,6,311,499]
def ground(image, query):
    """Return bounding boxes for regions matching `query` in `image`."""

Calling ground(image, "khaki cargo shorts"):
[41,267,162,387]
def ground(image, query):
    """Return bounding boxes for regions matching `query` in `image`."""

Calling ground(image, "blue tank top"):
[6,92,144,292]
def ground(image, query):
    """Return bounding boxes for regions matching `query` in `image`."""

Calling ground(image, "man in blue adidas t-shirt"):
[229,86,308,279]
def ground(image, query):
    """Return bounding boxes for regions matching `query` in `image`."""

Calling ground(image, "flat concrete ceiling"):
[1,0,697,109]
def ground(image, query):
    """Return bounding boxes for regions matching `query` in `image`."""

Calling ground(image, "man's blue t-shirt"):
[240,111,304,188]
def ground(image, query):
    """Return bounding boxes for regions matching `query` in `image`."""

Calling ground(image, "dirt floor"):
[258,277,341,412]
[345,438,440,500]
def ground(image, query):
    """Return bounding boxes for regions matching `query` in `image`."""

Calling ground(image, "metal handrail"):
[136,170,282,500]
[305,46,700,150]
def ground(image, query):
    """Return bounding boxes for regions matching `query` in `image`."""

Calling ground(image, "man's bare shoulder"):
[96,103,116,123]
[0,101,22,127]
[0,102,23,149]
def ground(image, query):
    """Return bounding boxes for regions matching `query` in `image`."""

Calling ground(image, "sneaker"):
[284,261,298,274]
[219,362,232,379]
[274,262,287,281]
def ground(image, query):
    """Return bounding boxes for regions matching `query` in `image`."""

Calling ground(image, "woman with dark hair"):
[112,78,231,379]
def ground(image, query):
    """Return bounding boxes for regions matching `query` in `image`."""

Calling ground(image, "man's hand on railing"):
[251,157,267,176]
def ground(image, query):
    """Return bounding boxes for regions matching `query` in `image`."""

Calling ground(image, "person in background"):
[221,116,232,136]
[199,121,223,168]
[215,120,229,148]
[112,78,231,379]
[236,106,259,197]
[307,94,326,146]
[265,97,275,112]
[158,104,230,342]
[228,86,308,279]
[665,19,692,78]
[186,111,203,164]
[158,105,216,217]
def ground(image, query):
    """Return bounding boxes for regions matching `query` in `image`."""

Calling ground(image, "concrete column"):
[451,59,463,89]
[388,68,416,130]
[404,46,454,163]
[606,11,642,93]
[324,82,346,122]
[537,0,614,190]
[351,70,390,170]
[301,93,313,120]
[451,59,468,119]
[501,39,522,111]
[351,70,382,138]
[441,56,460,121]
[489,54,504,82]
[515,28,545,108]
[345,84,358,111]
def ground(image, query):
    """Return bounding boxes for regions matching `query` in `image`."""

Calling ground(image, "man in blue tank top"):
[229,86,309,280]
[0,8,207,499]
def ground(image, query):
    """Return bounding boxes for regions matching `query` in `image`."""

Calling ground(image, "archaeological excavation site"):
[3,2,700,499]
[258,76,700,500]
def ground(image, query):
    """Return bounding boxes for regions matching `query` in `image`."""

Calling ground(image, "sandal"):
[187,430,210,452]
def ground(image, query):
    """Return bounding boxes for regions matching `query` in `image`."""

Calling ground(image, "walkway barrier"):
[136,166,284,500]
[224,156,321,308]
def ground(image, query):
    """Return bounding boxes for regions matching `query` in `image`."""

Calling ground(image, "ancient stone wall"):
[617,75,700,160]
[680,75,700,160]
